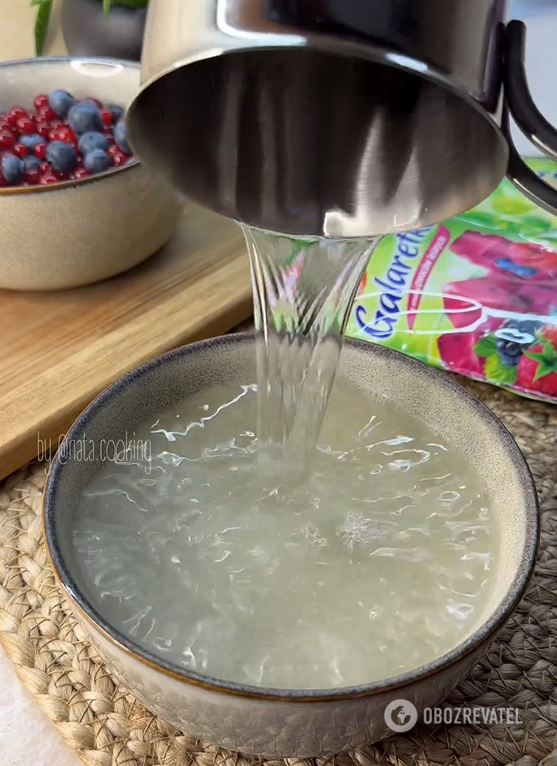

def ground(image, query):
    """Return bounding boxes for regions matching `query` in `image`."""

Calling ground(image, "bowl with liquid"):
[44,333,538,757]
[0,57,182,290]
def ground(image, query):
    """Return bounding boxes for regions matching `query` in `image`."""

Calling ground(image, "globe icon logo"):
[384,699,418,733]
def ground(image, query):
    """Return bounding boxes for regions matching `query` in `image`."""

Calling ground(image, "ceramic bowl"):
[44,334,539,757]
[0,57,182,291]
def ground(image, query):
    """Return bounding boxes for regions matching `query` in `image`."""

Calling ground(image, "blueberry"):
[512,265,537,278]
[78,131,110,155]
[68,103,103,135]
[84,149,111,174]
[24,156,42,174]
[495,257,537,278]
[1,154,24,185]
[496,342,522,367]
[503,318,542,341]
[114,120,132,154]
[19,134,44,151]
[46,141,78,175]
[495,319,543,366]
[80,99,100,109]
[107,104,124,122]
[48,89,76,118]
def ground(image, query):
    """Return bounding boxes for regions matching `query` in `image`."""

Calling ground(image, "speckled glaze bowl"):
[0,57,182,291]
[44,334,539,757]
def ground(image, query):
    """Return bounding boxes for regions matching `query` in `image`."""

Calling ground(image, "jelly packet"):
[346,158,557,403]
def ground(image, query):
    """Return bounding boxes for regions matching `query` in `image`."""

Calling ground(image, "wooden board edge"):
[0,298,253,482]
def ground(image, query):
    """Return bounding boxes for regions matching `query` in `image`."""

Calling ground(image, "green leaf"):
[473,334,498,358]
[459,212,501,230]
[519,219,554,237]
[484,354,518,386]
[524,342,557,381]
[34,0,53,56]
[113,0,149,6]
[101,0,149,12]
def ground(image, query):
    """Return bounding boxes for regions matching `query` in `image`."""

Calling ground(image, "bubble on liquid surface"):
[73,380,493,690]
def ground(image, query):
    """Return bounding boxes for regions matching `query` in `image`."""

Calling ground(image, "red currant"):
[50,128,73,144]
[39,172,59,185]
[35,121,50,139]
[57,126,77,145]
[100,108,113,127]
[37,105,56,122]
[111,149,127,167]
[13,144,29,158]
[25,168,42,185]
[73,168,90,179]
[107,143,120,156]
[0,130,15,150]
[34,95,50,111]
[39,161,50,173]
[34,142,48,160]
[48,123,66,139]
[9,106,27,121]
[16,116,36,135]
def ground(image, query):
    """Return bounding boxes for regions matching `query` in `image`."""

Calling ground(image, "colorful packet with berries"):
[346,157,557,404]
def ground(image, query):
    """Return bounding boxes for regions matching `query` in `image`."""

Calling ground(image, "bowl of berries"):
[0,57,182,291]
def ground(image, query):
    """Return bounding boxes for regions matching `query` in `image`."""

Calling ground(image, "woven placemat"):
[1,375,557,766]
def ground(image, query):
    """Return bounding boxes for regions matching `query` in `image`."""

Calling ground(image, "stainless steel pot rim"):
[129,33,507,156]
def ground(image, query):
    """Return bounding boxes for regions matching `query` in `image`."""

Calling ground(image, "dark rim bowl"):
[0,56,140,195]
[44,333,539,703]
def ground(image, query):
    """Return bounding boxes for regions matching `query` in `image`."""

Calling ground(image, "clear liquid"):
[74,380,492,690]
[242,226,378,480]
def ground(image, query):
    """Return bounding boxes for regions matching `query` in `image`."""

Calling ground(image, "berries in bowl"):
[0,57,182,291]
[0,92,136,187]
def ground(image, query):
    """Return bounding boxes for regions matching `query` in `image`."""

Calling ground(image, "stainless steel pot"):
[127,0,557,238]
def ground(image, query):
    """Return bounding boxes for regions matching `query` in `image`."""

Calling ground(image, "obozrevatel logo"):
[384,699,418,733]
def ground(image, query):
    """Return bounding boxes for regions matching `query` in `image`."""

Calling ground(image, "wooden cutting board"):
[0,204,252,481]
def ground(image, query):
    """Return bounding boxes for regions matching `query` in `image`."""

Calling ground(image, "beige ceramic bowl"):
[0,57,182,291]
[44,334,539,757]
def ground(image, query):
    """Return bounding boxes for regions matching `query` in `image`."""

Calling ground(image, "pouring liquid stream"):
[241,224,379,480]
[72,226,494,690]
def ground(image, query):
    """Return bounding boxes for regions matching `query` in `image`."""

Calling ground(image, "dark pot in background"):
[61,0,147,62]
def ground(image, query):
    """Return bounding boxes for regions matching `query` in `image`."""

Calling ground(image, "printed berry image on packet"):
[347,158,557,403]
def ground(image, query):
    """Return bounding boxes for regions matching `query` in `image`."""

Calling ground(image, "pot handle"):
[503,19,557,214]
